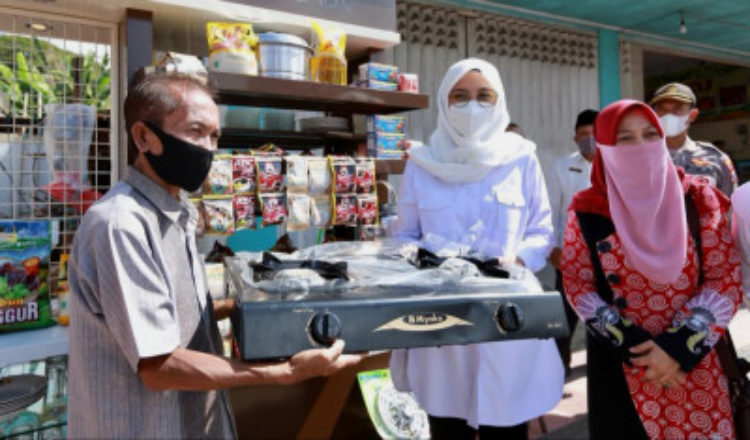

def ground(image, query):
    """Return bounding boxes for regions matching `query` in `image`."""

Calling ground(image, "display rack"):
[210,72,429,115]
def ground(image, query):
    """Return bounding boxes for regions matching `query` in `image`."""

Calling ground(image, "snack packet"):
[206,22,258,75]
[333,193,358,225]
[307,157,331,195]
[203,196,235,235]
[260,193,288,227]
[357,194,379,225]
[234,194,256,231]
[232,155,256,195]
[355,158,376,194]
[331,157,357,193]
[286,156,309,194]
[203,154,233,196]
[310,195,332,227]
[311,20,347,85]
[256,157,284,193]
[287,194,311,231]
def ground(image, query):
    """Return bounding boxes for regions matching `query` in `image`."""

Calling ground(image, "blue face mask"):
[142,121,214,192]
[575,135,596,158]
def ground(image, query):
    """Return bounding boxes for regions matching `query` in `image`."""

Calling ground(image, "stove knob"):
[308,312,342,346]
[495,302,524,332]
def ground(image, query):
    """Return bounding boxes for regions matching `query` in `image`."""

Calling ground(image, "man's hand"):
[630,340,686,388]
[213,298,236,321]
[498,256,525,268]
[279,340,364,385]
[549,247,562,270]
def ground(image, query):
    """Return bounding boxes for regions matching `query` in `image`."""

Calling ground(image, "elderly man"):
[67,69,361,439]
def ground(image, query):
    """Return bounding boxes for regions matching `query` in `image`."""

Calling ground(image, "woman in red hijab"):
[562,100,741,439]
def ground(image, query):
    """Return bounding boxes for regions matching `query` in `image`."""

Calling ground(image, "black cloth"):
[554,269,579,375]
[427,415,528,440]
[586,332,648,440]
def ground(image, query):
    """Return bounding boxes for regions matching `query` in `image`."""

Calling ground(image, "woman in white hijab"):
[390,58,564,439]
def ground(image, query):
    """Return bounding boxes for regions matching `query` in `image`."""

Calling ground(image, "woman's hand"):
[630,340,687,388]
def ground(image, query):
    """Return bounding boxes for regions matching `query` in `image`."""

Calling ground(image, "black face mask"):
[141,121,214,192]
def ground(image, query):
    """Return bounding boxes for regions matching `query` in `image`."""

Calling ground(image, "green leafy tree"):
[0,34,111,117]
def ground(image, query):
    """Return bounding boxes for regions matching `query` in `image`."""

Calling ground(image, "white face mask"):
[659,114,690,137]
[446,101,495,142]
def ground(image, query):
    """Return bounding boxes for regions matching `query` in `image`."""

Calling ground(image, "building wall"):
[384,1,600,177]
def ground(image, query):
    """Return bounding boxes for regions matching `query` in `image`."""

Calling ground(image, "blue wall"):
[597,29,621,107]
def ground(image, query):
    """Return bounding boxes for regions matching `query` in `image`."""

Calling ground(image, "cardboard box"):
[366,115,406,134]
[359,62,398,83]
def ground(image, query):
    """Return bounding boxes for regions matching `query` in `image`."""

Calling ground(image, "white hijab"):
[409,58,535,183]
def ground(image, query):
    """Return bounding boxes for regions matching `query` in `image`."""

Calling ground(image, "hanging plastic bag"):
[42,103,101,214]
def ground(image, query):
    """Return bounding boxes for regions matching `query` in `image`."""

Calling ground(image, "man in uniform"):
[650,82,737,196]
[547,109,598,377]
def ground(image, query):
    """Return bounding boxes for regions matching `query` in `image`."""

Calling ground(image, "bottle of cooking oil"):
[311,21,347,86]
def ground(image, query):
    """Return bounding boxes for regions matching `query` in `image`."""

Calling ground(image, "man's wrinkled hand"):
[282,340,364,385]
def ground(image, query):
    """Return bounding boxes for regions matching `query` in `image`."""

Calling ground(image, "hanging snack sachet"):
[287,194,311,231]
[203,154,233,196]
[355,158,376,193]
[307,157,331,195]
[285,156,309,194]
[232,155,256,195]
[333,193,358,226]
[357,194,379,225]
[331,157,357,193]
[234,194,256,231]
[203,196,235,235]
[260,193,288,227]
[310,195,332,228]
[256,156,284,193]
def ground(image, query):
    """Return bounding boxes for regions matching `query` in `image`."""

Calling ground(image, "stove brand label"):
[374,312,473,332]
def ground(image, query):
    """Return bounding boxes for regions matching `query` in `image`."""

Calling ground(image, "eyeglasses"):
[448,89,498,108]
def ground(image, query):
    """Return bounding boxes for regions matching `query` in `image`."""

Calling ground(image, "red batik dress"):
[562,178,742,440]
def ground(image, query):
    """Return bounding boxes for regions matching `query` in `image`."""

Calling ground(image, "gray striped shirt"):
[68,167,236,439]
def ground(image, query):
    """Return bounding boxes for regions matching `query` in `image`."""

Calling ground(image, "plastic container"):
[257,33,311,81]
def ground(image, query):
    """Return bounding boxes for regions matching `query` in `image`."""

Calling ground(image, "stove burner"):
[410,248,511,279]
[250,252,349,282]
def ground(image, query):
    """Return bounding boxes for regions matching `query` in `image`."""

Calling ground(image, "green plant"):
[0,35,111,118]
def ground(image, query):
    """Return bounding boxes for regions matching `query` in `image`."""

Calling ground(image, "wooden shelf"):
[210,72,429,115]
[219,129,367,150]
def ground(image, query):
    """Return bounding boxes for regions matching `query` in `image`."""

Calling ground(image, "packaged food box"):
[359,79,398,91]
[366,115,405,134]
[398,73,419,93]
[372,149,406,159]
[359,62,398,83]
[367,132,406,156]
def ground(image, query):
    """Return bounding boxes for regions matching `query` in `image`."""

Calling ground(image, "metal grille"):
[0,11,116,255]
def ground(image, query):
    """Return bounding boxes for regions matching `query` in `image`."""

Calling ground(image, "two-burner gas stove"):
[227,246,569,361]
